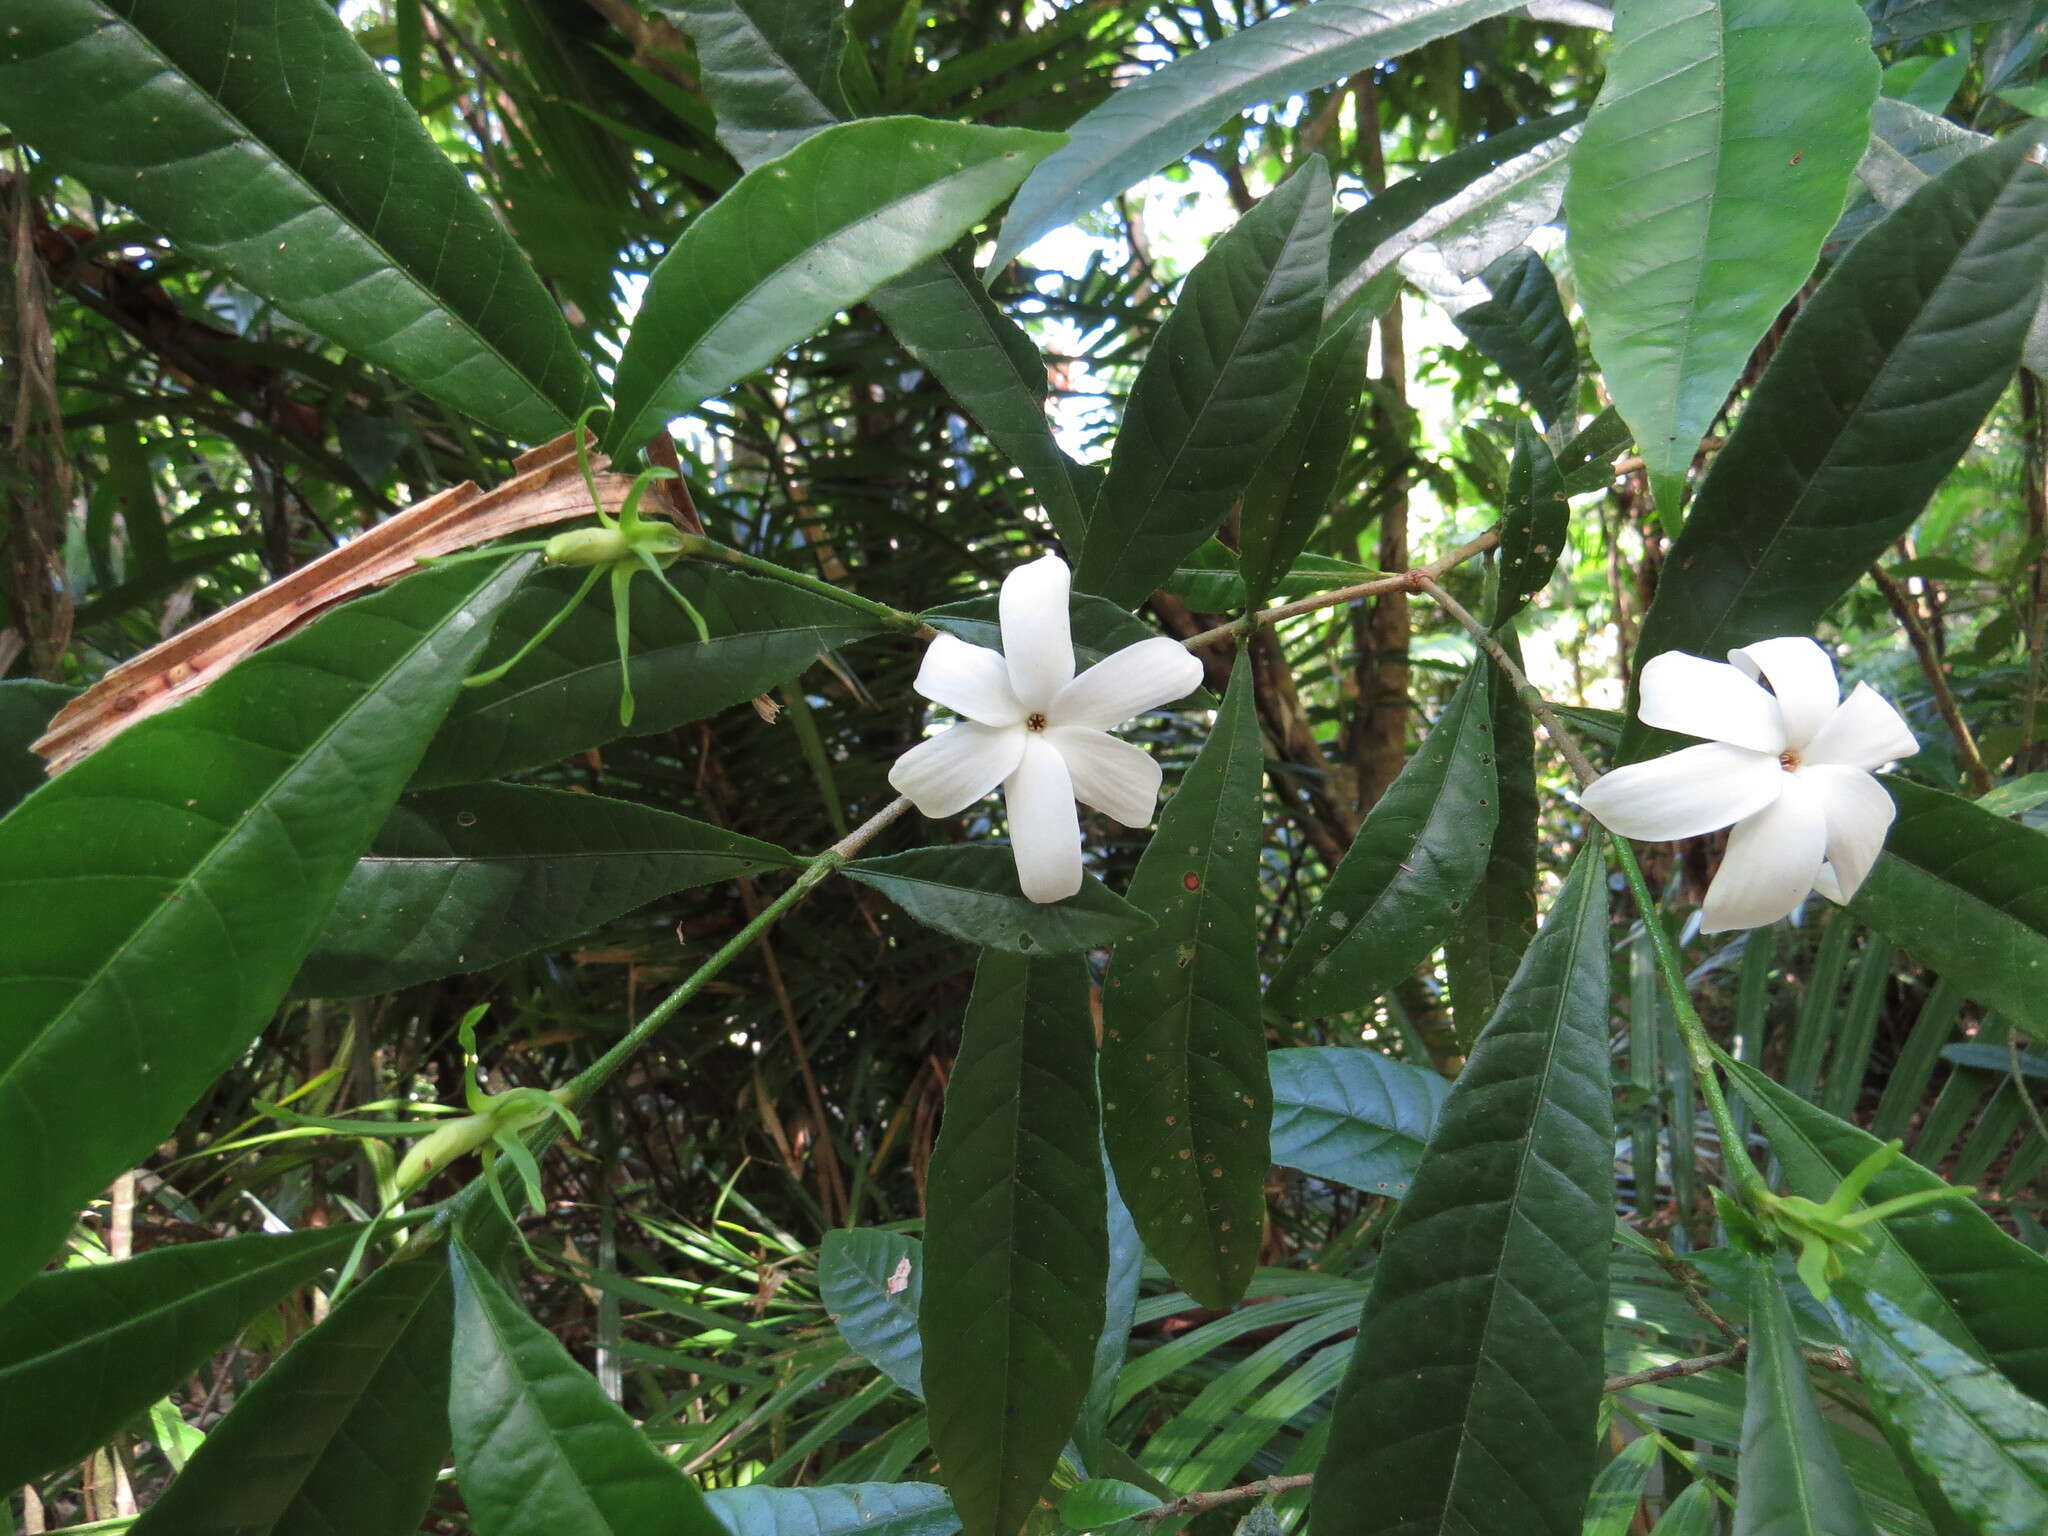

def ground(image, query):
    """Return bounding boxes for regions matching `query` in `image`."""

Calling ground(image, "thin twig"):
[1871,564,1992,796]
[1603,1345,1746,1393]
[1654,1238,1743,1342]
[1133,1474,1316,1522]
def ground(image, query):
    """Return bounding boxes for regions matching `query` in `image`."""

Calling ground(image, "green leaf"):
[1452,248,1578,430]
[413,565,885,788]
[1734,1259,1880,1536]
[1266,1046,1450,1198]
[1866,0,2030,46]
[1074,161,1332,608]
[657,0,848,168]
[1166,543,1384,614]
[605,117,1061,452]
[295,786,797,998]
[1942,1043,2048,1078]
[989,0,1527,272]
[1565,0,1880,518]
[0,1227,355,1490]
[130,1255,454,1536]
[704,1484,959,1536]
[0,558,530,1311]
[1236,309,1373,606]
[1647,1483,1721,1536]
[1267,662,1498,1017]
[450,1242,725,1536]
[1728,1058,2048,1403]
[1101,652,1268,1309]
[1078,1153,1142,1459]
[1580,1436,1660,1536]
[819,1227,925,1399]
[1842,1286,2048,1536]
[1623,132,2048,757]
[0,679,70,818]
[845,845,1152,955]
[1493,427,1570,624]
[1847,777,2048,1023]
[0,0,595,443]
[923,951,1107,1536]
[1309,838,1614,1536]
[1058,1481,1163,1530]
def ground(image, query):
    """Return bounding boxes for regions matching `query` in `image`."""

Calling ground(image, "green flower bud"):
[394,1112,495,1192]
[545,526,634,566]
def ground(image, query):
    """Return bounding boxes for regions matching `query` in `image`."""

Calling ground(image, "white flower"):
[1579,637,1917,934]
[888,554,1204,903]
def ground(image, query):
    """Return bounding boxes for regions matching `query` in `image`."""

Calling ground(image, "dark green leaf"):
[1074,161,1332,608]
[704,1484,959,1536]
[845,846,1151,954]
[1452,248,1578,430]
[1058,1482,1162,1530]
[295,785,796,998]
[1492,427,1569,624]
[1266,1046,1450,1198]
[0,1227,355,1490]
[1866,0,2030,45]
[819,1227,924,1398]
[990,0,1527,272]
[1078,1152,1142,1459]
[1580,1437,1660,1536]
[0,558,530,1310]
[0,680,70,818]
[1565,0,1879,516]
[1166,542,1383,613]
[1309,838,1613,1536]
[923,951,1106,1536]
[1268,662,1498,1016]
[658,0,848,168]
[1101,652,1268,1309]
[450,1242,725,1536]
[606,117,1061,451]
[130,1255,454,1536]
[1941,1043,2048,1078]
[1624,133,2048,757]
[0,0,595,442]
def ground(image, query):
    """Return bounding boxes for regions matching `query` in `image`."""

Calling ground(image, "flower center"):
[1779,750,1801,772]
[1026,712,1048,733]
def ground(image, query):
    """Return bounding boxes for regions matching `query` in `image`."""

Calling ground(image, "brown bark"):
[0,165,74,679]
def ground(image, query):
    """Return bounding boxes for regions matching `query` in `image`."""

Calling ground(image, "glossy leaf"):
[0,1227,354,1490]
[989,0,1527,272]
[819,1227,925,1399]
[1565,0,1879,518]
[1734,1259,1879,1536]
[1309,838,1613,1536]
[130,1255,454,1536]
[1059,1482,1163,1530]
[414,565,886,788]
[0,557,530,1310]
[1492,427,1570,625]
[704,1484,959,1536]
[450,1243,725,1536]
[658,0,848,168]
[1101,652,1268,1309]
[1623,133,2048,756]
[1728,1059,2048,1403]
[1266,1046,1450,1198]
[296,785,796,998]
[1268,662,1497,1016]
[1451,248,1578,430]
[846,845,1151,954]
[1074,161,1332,608]
[0,680,70,818]
[923,950,1106,1536]
[1842,1286,2048,1536]
[606,117,1060,451]
[1581,1436,1660,1536]
[1078,1155,1142,1459]
[1648,1483,1721,1536]
[0,0,595,443]
[1167,543,1384,614]
[1848,777,2048,1024]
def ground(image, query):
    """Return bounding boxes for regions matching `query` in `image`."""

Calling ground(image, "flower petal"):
[1000,553,1074,711]
[1051,637,1204,731]
[1700,772,1828,933]
[1578,742,1785,841]
[1048,726,1162,828]
[1802,682,1917,770]
[1729,637,1839,750]
[888,721,1024,818]
[1637,651,1784,754]
[1005,735,1083,903]
[1812,863,1847,904]
[912,634,1025,726]
[1802,763,1896,901]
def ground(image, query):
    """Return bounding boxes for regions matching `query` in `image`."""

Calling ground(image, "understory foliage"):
[7,1,2048,1534]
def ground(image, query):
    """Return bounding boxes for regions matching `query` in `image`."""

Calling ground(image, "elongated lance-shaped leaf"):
[605,117,1060,452]
[0,557,530,1311]
[657,0,848,168]
[989,0,1531,273]
[0,1,595,443]
[1077,1148,1143,1460]
[1308,837,1614,1536]
[1074,161,1331,607]
[845,846,1152,955]
[1623,131,2048,758]
[0,1227,356,1490]
[1101,652,1268,1309]
[1734,1259,1881,1536]
[0,681,71,818]
[130,1256,454,1536]
[1492,427,1570,625]
[1268,661,1497,1017]
[1840,1285,2048,1536]
[1565,0,1879,519]
[450,1243,727,1536]
[1728,1058,2048,1404]
[1866,0,2029,46]
[1451,249,1579,430]
[704,1484,960,1536]
[819,1228,925,1399]
[1266,1046,1450,1199]
[295,786,797,998]
[1581,1437,1661,1536]
[922,951,1106,1536]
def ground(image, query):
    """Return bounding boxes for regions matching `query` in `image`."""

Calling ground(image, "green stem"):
[674,532,931,636]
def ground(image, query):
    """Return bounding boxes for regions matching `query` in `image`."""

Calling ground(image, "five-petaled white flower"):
[1579,637,1917,933]
[889,554,1204,903]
